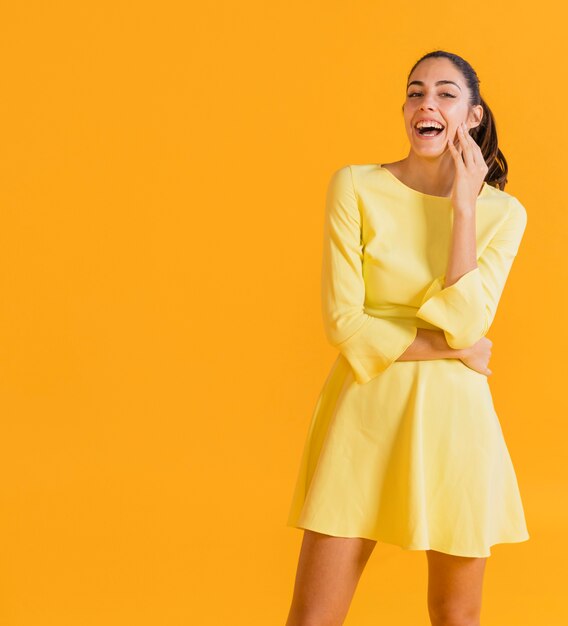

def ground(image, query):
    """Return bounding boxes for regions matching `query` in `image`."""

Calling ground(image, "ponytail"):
[470,96,508,190]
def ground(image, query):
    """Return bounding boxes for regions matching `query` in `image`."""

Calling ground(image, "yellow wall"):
[0,1,564,624]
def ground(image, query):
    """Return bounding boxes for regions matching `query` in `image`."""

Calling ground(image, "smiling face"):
[403,57,483,157]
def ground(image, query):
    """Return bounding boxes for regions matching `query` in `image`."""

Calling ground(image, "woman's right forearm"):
[397,328,467,362]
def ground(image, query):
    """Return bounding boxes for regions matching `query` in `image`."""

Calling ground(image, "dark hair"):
[405,50,508,191]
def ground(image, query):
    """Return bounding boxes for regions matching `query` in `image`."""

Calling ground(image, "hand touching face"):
[447,120,489,211]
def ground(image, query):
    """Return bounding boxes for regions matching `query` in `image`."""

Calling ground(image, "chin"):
[410,144,447,158]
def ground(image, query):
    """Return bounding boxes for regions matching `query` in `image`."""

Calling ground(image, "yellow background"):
[0,1,565,625]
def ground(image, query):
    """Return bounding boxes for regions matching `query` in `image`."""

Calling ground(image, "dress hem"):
[286,521,530,559]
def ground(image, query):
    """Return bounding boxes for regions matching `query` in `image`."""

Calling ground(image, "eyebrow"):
[407,80,462,91]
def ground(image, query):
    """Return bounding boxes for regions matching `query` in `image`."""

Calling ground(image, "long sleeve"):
[415,197,528,349]
[321,165,418,385]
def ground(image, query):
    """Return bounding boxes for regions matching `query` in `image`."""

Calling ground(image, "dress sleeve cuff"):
[415,267,486,349]
[338,319,418,385]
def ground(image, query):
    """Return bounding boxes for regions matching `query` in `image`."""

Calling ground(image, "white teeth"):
[416,120,444,129]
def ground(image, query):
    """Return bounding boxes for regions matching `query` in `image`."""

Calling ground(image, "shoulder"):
[483,184,528,228]
[326,163,383,204]
[324,165,384,224]
[328,163,381,191]
[481,186,528,254]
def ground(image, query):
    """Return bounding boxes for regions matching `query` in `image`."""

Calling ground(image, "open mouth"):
[414,122,445,137]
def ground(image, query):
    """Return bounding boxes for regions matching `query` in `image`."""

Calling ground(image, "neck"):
[399,151,456,197]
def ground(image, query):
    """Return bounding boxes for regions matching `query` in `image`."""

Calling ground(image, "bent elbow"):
[322,309,367,348]
[443,316,490,349]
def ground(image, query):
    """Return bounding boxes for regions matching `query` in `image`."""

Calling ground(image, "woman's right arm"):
[396,328,493,376]
[396,328,466,362]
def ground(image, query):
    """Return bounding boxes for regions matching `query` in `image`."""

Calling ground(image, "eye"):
[407,92,456,98]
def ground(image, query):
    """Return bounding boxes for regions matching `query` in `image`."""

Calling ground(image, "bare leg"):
[285,529,376,626]
[426,549,488,626]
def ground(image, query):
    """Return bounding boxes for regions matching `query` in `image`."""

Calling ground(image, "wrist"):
[429,329,468,359]
[452,204,476,216]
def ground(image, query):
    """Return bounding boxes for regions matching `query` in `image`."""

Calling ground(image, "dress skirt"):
[286,354,530,558]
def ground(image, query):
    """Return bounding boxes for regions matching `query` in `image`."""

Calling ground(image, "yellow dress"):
[286,163,530,558]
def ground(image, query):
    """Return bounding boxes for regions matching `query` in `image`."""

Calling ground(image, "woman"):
[285,50,530,626]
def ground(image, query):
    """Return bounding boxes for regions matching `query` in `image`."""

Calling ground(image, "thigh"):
[286,529,376,626]
[426,549,487,625]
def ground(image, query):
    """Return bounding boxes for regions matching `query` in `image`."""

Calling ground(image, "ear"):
[469,104,484,129]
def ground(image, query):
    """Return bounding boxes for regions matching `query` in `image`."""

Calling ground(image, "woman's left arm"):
[445,120,487,286]
[414,121,528,349]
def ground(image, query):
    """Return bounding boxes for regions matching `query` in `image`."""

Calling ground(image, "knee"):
[286,608,344,626]
[429,618,479,626]
[286,618,339,626]
[428,604,480,626]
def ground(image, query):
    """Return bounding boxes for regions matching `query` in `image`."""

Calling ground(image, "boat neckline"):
[377,163,488,201]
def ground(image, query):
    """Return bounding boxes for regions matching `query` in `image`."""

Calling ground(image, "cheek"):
[448,125,461,142]
[404,107,418,125]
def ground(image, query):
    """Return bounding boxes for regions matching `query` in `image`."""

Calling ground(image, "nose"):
[419,92,438,111]
[420,99,436,111]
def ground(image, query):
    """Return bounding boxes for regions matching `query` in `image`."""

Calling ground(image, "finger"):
[464,124,481,166]
[448,136,458,153]
[450,128,464,156]
[463,128,489,180]
[463,122,484,168]
[454,132,466,166]
[447,135,464,168]
[458,122,475,168]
